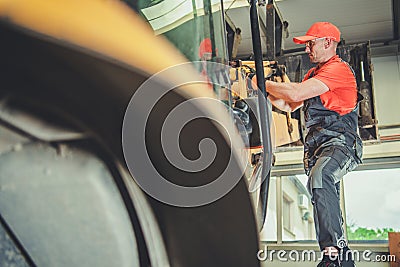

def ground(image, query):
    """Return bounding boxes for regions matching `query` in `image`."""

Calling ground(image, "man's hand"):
[251,74,303,112]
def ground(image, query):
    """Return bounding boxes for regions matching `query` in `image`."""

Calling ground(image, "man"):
[259,22,363,267]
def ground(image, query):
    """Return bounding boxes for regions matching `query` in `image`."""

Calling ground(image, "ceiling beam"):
[394,0,400,40]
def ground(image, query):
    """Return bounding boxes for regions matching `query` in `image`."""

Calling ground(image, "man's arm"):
[268,94,303,112]
[265,78,329,103]
[251,75,329,110]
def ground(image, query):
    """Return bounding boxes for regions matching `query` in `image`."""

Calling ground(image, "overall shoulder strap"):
[340,59,364,104]
[307,68,316,79]
[340,59,356,78]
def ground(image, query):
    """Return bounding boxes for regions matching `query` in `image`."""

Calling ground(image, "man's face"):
[305,37,326,63]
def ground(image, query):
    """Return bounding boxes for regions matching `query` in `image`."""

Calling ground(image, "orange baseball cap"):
[293,22,340,44]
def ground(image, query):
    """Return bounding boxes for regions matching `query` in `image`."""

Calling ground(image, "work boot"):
[317,260,339,267]
[317,255,340,267]
[339,247,356,267]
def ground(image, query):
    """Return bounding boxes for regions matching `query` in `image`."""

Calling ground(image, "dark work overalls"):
[303,69,363,251]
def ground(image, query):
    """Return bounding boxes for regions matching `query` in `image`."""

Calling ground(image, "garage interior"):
[0,0,399,266]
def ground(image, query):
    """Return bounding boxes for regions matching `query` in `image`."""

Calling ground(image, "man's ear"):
[325,38,334,49]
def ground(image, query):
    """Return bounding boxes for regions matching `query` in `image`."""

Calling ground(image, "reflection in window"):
[344,168,400,240]
[137,0,228,63]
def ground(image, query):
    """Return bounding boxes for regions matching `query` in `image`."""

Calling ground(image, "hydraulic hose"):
[249,0,274,230]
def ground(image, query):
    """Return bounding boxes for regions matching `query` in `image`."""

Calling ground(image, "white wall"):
[260,177,277,241]
[371,54,400,127]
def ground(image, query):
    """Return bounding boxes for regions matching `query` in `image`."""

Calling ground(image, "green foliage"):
[346,223,397,240]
